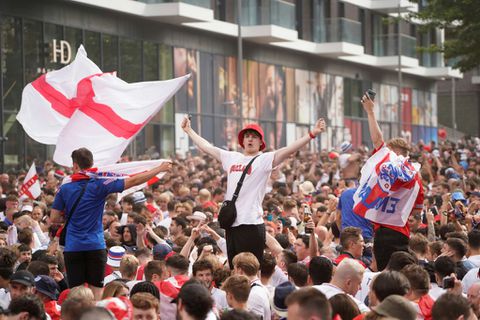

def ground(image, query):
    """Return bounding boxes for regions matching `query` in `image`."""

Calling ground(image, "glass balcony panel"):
[240,0,295,30]
[137,0,211,9]
[373,34,416,57]
[312,18,362,45]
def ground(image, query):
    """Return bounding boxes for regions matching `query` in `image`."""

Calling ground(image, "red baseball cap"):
[238,124,266,151]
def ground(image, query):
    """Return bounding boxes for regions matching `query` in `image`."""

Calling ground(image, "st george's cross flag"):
[352,145,422,227]
[18,162,42,200]
[17,45,190,167]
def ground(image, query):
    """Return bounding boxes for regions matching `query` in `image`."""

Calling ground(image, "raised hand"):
[158,161,173,172]
[181,115,191,133]
[361,92,375,114]
[312,118,326,136]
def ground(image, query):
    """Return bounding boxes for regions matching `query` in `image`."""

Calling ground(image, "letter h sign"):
[52,39,72,64]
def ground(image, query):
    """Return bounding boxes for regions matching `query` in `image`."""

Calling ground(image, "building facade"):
[0,0,459,170]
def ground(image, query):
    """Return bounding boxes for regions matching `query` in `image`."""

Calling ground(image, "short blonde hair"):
[387,138,411,156]
[67,285,94,302]
[120,254,139,279]
[232,252,260,277]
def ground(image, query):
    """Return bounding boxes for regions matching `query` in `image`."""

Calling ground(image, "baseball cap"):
[238,124,266,151]
[373,295,416,320]
[153,243,172,261]
[452,191,467,202]
[107,246,126,267]
[10,270,35,287]
[34,275,60,300]
[186,211,207,222]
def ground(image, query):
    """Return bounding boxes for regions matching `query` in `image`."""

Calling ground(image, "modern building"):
[0,0,461,170]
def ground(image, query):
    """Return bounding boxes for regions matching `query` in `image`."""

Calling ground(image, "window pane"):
[199,52,213,114]
[154,44,173,124]
[64,26,83,59]
[143,41,158,81]
[4,115,23,168]
[44,22,64,70]
[120,37,141,82]
[84,31,101,67]
[23,19,43,83]
[173,47,187,113]
[2,16,22,112]
[102,34,118,73]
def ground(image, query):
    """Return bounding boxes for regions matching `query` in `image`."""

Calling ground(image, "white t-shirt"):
[468,255,480,267]
[269,266,288,287]
[0,289,10,310]
[104,270,122,287]
[462,267,480,293]
[338,153,351,169]
[429,283,445,301]
[211,287,229,311]
[355,270,379,304]
[220,150,274,226]
[314,283,369,313]
[247,279,271,320]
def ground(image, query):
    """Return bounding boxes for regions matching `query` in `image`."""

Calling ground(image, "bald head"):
[468,281,480,316]
[331,258,365,296]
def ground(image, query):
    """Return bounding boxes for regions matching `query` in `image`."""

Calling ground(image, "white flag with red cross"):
[18,162,41,200]
[17,45,189,167]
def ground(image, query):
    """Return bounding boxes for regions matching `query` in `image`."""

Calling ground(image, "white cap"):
[187,211,207,221]
[21,205,33,212]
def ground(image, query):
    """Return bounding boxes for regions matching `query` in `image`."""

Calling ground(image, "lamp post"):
[397,2,403,135]
[237,0,243,127]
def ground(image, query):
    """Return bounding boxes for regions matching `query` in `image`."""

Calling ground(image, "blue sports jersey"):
[338,187,373,240]
[52,178,124,252]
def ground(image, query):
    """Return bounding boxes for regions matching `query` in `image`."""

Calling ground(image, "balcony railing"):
[312,18,362,45]
[373,34,417,58]
[137,0,212,9]
[240,0,296,30]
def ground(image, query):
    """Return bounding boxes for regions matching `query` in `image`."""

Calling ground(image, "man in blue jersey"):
[51,148,171,299]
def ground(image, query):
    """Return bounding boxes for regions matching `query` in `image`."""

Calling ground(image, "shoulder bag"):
[218,155,259,229]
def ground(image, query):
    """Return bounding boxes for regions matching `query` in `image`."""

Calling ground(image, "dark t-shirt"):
[52,178,124,252]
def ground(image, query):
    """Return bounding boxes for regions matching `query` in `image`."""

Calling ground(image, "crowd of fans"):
[0,132,479,320]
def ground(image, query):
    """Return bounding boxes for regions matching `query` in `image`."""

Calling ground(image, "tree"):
[410,0,480,72]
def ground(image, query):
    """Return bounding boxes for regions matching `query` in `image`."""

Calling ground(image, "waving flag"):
[17,45,189,166]
[53,73,189,166]
[353,146,422,227]
[61,159,169,198]
[17,46,101,144]
[18,162,41,200]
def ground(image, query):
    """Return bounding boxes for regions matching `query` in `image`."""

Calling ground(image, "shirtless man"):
[338,141,361,186]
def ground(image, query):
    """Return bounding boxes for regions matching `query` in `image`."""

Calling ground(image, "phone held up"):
[366,89,376,101]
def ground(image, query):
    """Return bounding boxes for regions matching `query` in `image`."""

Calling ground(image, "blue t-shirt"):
[52,178,124,252]
[337,187,373,240]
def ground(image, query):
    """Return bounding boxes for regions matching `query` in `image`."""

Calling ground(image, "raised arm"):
[181,115,221,162]
[361,93,384,150]
[273,118,326,168]
[124,161,172,190]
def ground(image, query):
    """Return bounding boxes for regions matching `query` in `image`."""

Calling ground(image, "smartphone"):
[304,206,313,234]
[366,89,376,101]
[443,276,455,289]
[431,206,438,216]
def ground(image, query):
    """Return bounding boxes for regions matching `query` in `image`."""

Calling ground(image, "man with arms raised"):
[181,116,326,266]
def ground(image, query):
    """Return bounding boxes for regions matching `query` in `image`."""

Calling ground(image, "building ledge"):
[339,0,417,13]
[69,0,214,24]
[402,66,463,79]
[315,42,364,57]
[340,54,419,69]
[241,25,298,43]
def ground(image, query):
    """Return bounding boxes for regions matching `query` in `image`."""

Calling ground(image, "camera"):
[443,276,455,289]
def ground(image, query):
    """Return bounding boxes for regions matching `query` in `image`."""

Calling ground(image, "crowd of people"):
[0,95,479,320]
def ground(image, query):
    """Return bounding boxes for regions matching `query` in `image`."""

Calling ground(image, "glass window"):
[2,16,22,112]
[64,26,83,59]
[44,23,64,70]
[120,37,141,82]
[102,34,118,73]
[199,52,214,115]
[213,55,226,116]
[84,30,101,67]
[154,44,173,124]
[23,19,43,83]
[4,116,23,168]
[173,47,188,113]
[143,41,158,81]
